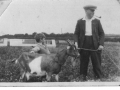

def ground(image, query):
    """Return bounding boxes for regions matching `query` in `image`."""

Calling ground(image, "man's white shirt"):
[82,16,96,36]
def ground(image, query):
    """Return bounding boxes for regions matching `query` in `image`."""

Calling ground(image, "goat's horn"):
[66,39,71,45]
[68,39,73,45]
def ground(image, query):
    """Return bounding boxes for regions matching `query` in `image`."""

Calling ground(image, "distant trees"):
[105,37,120,42]
[32,32,37,37]
[0,32,74,40]
[117,0,120,3]
[25,33,28,36]
[0,32,120,42]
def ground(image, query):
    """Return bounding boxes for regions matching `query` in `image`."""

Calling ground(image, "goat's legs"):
[25,72,31,81]
[55,74,59,82]
[46,73,52,82]
[19,72,25,82]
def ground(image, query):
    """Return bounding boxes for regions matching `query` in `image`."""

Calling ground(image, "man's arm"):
[98,20,105,46]
[30,45,40,53]
[74,20,80,47]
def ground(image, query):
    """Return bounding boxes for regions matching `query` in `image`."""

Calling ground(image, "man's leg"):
[90,51,103,80]
[98,50,102,65]
[79,36,93,81]
[80,50,90,81]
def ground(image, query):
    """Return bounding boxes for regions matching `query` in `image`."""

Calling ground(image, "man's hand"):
[75,42,78,48]
[98,45,104,50]
[30,51,35,53]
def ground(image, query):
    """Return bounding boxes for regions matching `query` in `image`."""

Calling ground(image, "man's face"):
[85,9,94,19]
[40,38,45,44]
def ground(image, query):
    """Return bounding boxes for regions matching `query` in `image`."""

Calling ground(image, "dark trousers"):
[79,36,103,79]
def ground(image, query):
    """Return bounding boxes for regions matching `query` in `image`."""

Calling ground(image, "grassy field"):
[0,42,120,82]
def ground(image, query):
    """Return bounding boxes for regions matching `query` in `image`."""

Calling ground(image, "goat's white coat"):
[29,56,42,75]
[17,56,47,81]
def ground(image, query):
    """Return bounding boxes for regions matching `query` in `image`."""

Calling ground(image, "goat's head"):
[66,39,80,58]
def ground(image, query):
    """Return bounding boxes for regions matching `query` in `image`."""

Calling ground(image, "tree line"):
[0,32,74,40]
[0,32,120,42]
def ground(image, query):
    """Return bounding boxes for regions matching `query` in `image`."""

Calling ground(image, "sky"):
[0,0,120,35]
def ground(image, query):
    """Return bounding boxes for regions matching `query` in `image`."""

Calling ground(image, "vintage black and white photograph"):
[0,0,120,87]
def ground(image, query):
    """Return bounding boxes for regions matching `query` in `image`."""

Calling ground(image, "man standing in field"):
[74,5,105,81]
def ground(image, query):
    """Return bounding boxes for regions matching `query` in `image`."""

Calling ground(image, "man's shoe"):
[80,75,87,82]
[94,77,104,82]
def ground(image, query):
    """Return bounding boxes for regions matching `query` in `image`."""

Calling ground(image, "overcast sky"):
[0,0,120,35]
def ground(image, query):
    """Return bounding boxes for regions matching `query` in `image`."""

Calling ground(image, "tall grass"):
[0,43,119,82]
